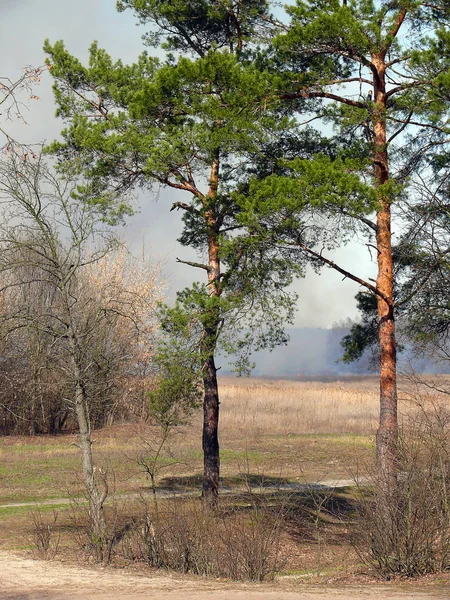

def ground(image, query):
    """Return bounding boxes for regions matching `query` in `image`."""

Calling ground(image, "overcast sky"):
[1,0,377,328]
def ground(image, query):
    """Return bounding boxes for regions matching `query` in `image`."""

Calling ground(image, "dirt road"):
[0,552,448,600]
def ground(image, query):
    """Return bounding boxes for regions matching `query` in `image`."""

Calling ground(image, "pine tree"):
[241,0,450,494]
[44,0,297,501]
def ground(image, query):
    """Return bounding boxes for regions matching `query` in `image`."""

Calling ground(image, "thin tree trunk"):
[201,351,220,501]
[372,54,398,492]
[73,364,108,544]
[201,154,221,503]
[68,324,108,555]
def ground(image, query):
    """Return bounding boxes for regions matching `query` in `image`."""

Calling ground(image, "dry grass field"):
[1,374,450,587]
[219,376,380,436]
[0,376,384,507]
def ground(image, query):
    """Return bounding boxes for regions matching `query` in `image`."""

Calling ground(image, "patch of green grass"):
[267,433,374,447]
[279,564,351,577]
[5,472,53,486]
[1,443,73,454]
[187,448,268,463]
[0,490,74,504]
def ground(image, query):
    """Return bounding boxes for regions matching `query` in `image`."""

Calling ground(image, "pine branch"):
[285,239,392,306]
[163,177,204,200]
[340,209,377,232]
[385,8,407,46]
[176,257,211,271]
[170,201,194,212]
[385,80,428,99]
[281,90,366,109]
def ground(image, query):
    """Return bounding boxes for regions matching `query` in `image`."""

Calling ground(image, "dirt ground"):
[0,551,448,600]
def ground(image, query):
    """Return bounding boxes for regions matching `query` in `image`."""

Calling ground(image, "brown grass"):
[218,376,380,437]
[218,374,450,438]
[3,373,450,581]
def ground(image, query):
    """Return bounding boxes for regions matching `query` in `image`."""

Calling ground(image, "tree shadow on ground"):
[150,473,358,546]
[157,472,290,491]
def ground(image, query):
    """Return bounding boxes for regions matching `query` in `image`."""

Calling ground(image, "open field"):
[0,376,385,507]
[219,375,381,436]
[1,374,443,505]
[1,375,450,594]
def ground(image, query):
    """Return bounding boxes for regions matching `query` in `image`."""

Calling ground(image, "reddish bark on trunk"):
[372,53,398,489]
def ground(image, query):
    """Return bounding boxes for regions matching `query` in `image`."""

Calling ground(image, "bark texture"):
[201,353,220,500]
[73,372,108,543]
[372,52,398,489]
[68,318,108,555]
[201,156,221,502]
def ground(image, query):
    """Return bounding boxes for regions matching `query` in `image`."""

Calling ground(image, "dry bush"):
[28,509,60,560]
[354,398,450,577]
[120,498,284,581]
[78,248,163,425]
[68,494,136,565]
[0,349,70,435]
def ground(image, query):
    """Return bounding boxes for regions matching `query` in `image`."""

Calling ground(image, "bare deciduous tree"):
[0,155,162,558]
[0,66,46,155]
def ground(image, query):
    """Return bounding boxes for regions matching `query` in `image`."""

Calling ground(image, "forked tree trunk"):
[372,53,398,493]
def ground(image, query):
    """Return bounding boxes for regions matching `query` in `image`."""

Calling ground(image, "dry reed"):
[218,374,450,438]
[219,377,380,436]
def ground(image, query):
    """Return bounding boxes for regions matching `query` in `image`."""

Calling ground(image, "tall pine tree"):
[240,0,450,494]
[44,0,297,501]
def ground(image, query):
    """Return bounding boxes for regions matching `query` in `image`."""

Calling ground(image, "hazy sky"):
[1,0,377,328]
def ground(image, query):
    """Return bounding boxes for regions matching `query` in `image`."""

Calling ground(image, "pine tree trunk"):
[373,54,398,493]
[201,351,220,501]
[375,207,398,491]
[201,154,221,503]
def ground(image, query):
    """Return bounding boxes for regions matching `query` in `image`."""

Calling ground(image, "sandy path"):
[0,552,448,600]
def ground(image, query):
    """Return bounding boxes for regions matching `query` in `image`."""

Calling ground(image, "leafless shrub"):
[136,433,184,501]
[121,497,284,581]
[354,398,450,577]
[219,506,284,581]
[28,509,60,559]
[68,489,135,565]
